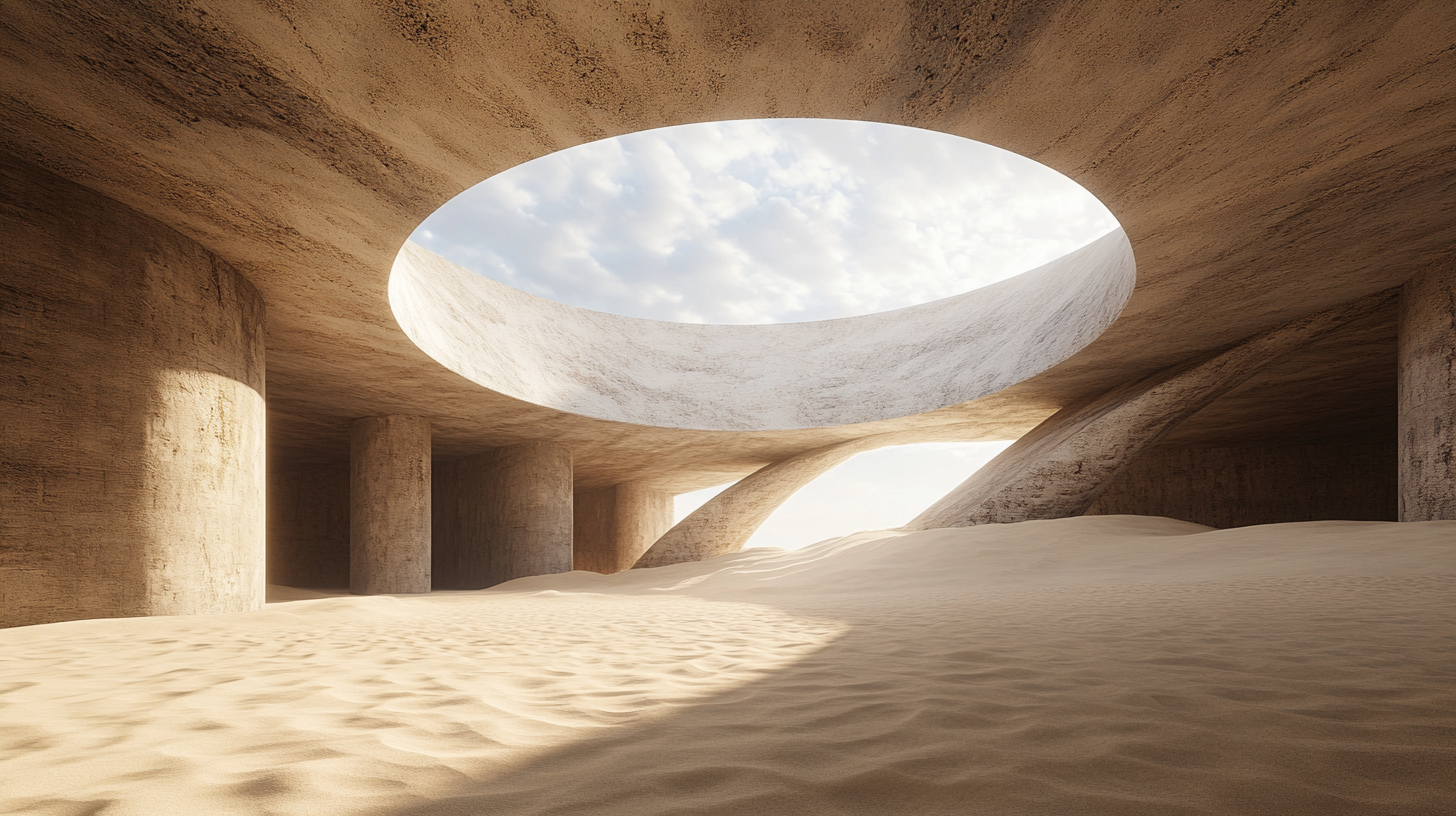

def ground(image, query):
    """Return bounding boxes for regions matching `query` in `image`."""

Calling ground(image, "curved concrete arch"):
[389,230,1134,432]
[907,290,1401,531]
[634,428,974,570]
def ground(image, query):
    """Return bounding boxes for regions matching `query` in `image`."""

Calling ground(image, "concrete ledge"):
[389,231,1134,431]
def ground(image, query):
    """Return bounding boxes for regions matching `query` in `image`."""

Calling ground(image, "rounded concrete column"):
[433,442,573,589]
[492,442,574,583]
[1399,267,1456,521]
[574,482,673,574]
[1,157,266,627]
[350,415,432,594]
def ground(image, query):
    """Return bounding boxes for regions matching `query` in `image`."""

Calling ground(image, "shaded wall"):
[1085,443,1397,528]
[434,444,573,590]
[1,155,266,627]
[267,463,350,589]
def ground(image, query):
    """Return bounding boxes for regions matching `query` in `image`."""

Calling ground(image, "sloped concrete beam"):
[1399,268,1456,520]
[350,416,432,595]
[908,291,1400,530]
[573,483,673,574]
[633,429,974,569]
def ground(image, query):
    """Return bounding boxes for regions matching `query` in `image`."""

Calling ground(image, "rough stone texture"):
[267,462,349,589]
[573,484,673,575]
[0,156,266,628]
[434,443,574,590]
[635,428,986,569]
[392,232,1134,430]
[1398,267,1456,521]
[1085,443,1397,528]
[349,416,431,595]
[909,292,1398,530]
[2,2,1450,494]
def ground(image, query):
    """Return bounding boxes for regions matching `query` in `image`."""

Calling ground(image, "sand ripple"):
[2,516,1453,815]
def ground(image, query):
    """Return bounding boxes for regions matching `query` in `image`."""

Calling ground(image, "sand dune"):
[2,515,1453,815]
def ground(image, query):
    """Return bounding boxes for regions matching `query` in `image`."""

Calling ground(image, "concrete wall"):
[267,462,350,589]
[434,443,573,590]
[1,155,266,627]
[574,483,673,574]
[1085,443,1397,528]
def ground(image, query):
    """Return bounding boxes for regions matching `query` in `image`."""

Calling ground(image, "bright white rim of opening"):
[389,228,1134,431]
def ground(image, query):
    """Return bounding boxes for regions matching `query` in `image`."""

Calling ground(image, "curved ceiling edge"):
[388,230,1135,431]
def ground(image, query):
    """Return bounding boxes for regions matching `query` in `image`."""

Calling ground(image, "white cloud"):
[674,441,1014,551]
[411,118,1118,324]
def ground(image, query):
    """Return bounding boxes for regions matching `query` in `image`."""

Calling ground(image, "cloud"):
[411,118,1119,324]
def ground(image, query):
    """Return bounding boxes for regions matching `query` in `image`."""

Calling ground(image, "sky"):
[412,118,1118,324]
[412,118,1115,549]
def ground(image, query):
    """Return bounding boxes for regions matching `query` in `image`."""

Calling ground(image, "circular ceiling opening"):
[391,119,1134,431]
[410,118,1120,325]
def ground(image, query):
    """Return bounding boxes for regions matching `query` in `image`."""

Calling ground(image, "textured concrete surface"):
[909,291,1399,530]
[1085,443,1397,528]
[1,157,266,628]
[2,2,1450,493]
[267,462,349,589]
[1398,267,1456,521]
[391,232,1134,430]
[350,416,431,595]
[434,443,574,590]
[573,484,673,575]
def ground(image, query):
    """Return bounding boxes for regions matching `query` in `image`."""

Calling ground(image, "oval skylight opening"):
[411,118,1119,325]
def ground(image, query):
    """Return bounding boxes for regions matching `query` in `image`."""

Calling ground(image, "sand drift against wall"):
[1,516,1452,815]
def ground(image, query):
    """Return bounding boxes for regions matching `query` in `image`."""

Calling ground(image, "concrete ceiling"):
[2,1,1451,490]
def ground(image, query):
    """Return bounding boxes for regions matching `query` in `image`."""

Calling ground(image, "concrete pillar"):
[574,483,673,574]
[433,442,573,589]
[1,156,266,628]
[1399,268,1456,520]
[350,416,431,594]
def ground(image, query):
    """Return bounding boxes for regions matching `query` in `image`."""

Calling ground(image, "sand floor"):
[1,515,1453,815]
